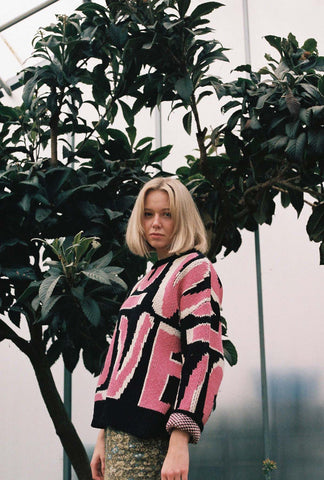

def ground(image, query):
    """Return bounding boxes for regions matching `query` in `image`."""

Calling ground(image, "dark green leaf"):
[82,269,116,286]
[314,57,324,71]
[281,191,290,208]
[39,275,62,305]
[224,131,241,163]
[177,0,191,17]
[175,76,193,103]
[306,204,324,242]
[149,145,172,164]
[266,135,288,152]
[47,340,62,366]
[108,23,128,49]
[264,35,283,54]
[41,295,63,319]
[119,100,134,127]
[285,132,306,162]
[15,281,41,305]
[300,83,322,101]
[92,64,111,106]
[1,267,37,281]
[90,252,113,269]
[0,105,20,120]
[226,109,241,131]
[105,208,123,221]
[8,309,21,328]
[233,64,252,73]
[288,190,304,217]
[253,190,276,225]
[135,137,154,149]
[19,194,31,212]
[302,38,317,53]
[190,2,224,20]
[221,100,241,114]
[320,242,324,265]
[62,344,79,373]
[36,208,52,222]
[22,75,37,108]
[308,129,324,155]
[126,126,136,146]
[223,339,238,366]
[182,111,192,135]
[80,297,101,327]
[107,128,129,144]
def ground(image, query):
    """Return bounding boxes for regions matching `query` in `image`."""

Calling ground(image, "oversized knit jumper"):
[91,249,224,443]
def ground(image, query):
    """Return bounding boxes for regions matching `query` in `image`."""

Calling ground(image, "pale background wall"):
[0,1,323,479]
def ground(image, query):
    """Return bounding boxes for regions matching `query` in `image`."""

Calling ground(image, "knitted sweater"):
[91,249,224,443]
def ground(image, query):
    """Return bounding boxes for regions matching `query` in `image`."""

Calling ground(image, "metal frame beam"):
[242,0,271,461]
[0,0,60,33]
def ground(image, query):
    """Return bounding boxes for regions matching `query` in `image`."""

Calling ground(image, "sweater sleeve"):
[166,257,224,443]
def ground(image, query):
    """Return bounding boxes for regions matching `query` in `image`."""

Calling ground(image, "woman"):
[90,177,224,480]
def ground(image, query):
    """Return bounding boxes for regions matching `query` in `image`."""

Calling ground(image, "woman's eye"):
[164,212,171,217]
[144,212,152,217]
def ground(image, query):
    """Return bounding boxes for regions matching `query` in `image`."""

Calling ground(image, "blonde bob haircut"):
[126,177,208,258]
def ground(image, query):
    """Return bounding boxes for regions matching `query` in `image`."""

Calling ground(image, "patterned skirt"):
[104,427,169,480]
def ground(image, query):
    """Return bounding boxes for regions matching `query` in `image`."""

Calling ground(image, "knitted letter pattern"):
[92,251,224,443]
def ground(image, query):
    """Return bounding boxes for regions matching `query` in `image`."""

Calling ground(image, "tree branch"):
[0,319,31,357]
[190,93,208,175]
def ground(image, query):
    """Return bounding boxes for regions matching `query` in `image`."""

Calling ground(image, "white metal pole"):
[241,0,271,460]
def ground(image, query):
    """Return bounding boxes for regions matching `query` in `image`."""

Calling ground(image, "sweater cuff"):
[166,412,201,444]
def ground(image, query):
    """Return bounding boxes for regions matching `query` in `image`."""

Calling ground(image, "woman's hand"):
[161,429,190,480]
[90,429,105,480]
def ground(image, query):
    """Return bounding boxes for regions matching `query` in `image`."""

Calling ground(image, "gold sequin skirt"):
[104,427,169,480]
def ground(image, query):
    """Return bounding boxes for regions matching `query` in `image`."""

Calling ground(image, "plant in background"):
[2,231,128,480]
[0,5,172,479]
[29,231,127,372]
[177,33,324,262]
[0,4,235,477]
[262,458,277,479]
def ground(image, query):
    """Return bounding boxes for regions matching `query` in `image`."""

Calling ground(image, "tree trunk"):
[50,110,59,167]
[29,343,92,480]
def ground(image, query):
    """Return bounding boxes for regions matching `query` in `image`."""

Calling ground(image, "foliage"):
[0,3,234,477]
[176,33,324,262]
[0,6,175,375]
[262,458,277,480]
[16,232,128,373]
[0,0,237,378]
[0,5,174,478]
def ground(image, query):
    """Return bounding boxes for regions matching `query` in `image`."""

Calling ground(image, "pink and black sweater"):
[91,249,224,443]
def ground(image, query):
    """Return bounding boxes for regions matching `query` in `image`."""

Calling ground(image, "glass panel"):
[0,1,104,80]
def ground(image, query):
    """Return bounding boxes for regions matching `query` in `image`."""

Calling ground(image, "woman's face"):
[142,189,175,259]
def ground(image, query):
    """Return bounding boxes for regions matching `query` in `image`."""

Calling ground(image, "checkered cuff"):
[166,412,201,444]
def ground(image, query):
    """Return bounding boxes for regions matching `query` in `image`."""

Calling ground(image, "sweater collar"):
[151,248,198,269]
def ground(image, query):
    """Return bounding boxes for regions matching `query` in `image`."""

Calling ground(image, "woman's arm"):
[90,429,105,480]
[161,429,190,480]
[166,258,224,443]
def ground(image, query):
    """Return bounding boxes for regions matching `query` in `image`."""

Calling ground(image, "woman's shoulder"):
[170,249,215,280]
[176,250,222,290]
[178,249,214,270]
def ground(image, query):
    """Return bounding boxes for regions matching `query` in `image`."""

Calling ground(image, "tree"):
[0,1,323,479]
[176,33,324,262]
[0,4,172,479]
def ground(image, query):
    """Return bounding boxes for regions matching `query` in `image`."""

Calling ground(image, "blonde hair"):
[126,177,208,257]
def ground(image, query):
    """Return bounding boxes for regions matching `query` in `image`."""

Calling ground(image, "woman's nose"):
[152,214,161,227]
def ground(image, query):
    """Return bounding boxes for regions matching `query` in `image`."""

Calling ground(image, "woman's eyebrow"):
[144,207,170,211]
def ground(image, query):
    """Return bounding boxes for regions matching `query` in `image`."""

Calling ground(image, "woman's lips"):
[150,233,163,238]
